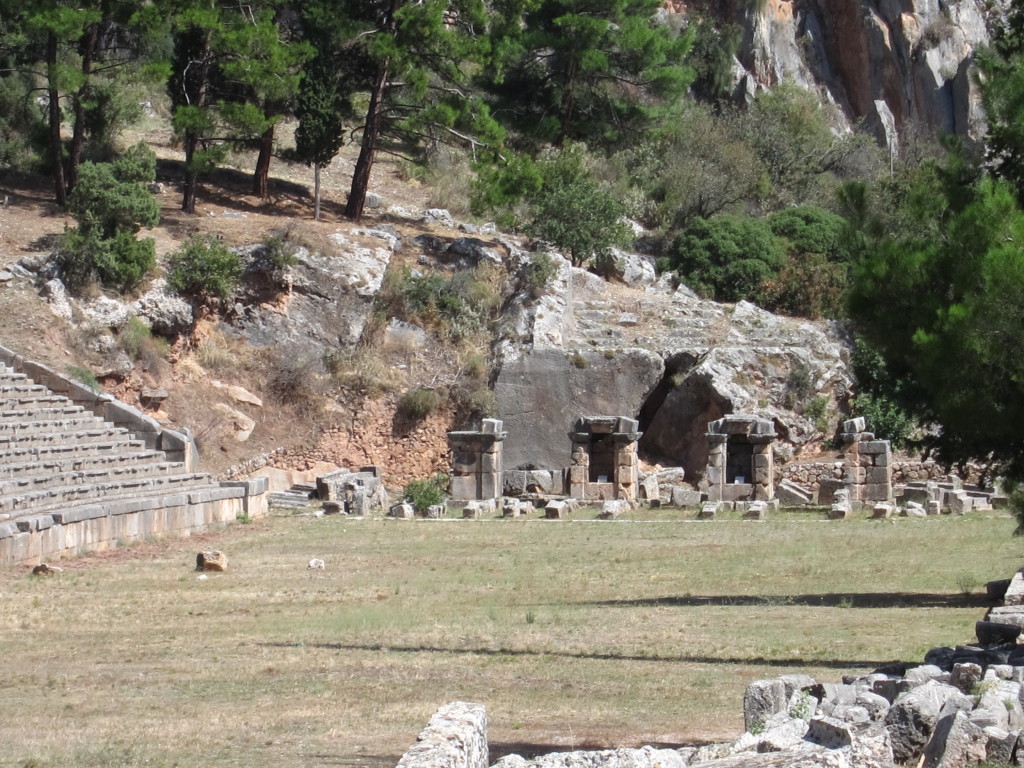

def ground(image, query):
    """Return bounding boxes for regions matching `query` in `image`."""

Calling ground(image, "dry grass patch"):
[0,512,1016,768]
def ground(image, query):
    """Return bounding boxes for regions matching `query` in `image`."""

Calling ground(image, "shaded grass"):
[0,512,1016,767]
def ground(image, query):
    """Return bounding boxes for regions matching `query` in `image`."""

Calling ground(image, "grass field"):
[0,509,1018,768]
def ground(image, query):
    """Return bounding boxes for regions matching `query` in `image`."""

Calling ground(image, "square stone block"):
[867,466,891,484]
[862,482,892,501]
[753,453,772,468]
[859,440,890,455]
[844,467,866,483]
[478,475,500,500]
[450,475,478,501]
[706,466,724,485]
[568,466,587,484]
[480,452,501,474]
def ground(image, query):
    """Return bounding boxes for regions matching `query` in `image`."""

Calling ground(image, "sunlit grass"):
[0,511,1015,767]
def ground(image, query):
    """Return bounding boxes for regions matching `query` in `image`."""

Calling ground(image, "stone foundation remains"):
[568,417,641,501]
[449,420,507,503]
[704,415,775,503]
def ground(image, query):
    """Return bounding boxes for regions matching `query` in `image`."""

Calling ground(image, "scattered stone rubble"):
[398,568,1024,768]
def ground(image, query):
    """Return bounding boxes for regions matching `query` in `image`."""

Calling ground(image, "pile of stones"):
[401,569,1024,768]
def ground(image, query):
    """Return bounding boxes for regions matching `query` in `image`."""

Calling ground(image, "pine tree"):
[486,0,694,150]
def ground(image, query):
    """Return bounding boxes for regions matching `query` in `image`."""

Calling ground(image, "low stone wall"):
[776,459,966,494]
[396,702,488,768]
[0,481,270,565]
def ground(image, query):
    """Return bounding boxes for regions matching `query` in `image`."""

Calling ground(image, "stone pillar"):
[568,417,642,501]
[448,419,507,503]
[706,433,727,502]
[841,417,892,506]
[705,414,776,503]
[750,436,774,502]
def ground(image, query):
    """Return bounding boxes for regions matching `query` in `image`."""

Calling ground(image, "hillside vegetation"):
[1,2,1024,504]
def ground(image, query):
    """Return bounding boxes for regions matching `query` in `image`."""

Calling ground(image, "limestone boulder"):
[491,746,687,768]
[196,550,227,572]
[884,681,974,764]
[226,233,394,356]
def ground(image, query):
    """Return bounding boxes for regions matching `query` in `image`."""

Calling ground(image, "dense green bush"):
[167,235,243,301]
[662,214,784,302]
[521,252,558,295]
[59,142,160,292]
[529,145,632,266]
[403,473,449,515]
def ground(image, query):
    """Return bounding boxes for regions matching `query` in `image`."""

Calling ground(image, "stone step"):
[0,472,212,516]
[0,415,107,434]
[0,460,183,496]
[0,449,167,479]
[0,371,30,385]
[0,405,88,423]
[0,394,76,410]
[0,426,132,450]
[0,382,51,397]
[0,439,147,465]
[269,484,318,510]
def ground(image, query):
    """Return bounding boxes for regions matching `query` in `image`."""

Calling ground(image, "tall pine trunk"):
[45,31,67,207]
[68,21,98,194]
[313,161,322,221]
[252,118,274,198]
[344,63,388,222]
[180,31,212,215]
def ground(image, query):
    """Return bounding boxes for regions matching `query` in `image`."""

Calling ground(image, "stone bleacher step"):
[0,449,166,479]
[0,382,52,397]
[0,415,106,433]
[269,482,318,510]
[0,405,88,423]
[0,426,132,450]
[0,395,80,411]
[0,472,213,516]
[0,439,147,465]
[0,460,183,495]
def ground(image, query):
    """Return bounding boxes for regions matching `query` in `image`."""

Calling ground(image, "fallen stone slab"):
[397,701,487,768]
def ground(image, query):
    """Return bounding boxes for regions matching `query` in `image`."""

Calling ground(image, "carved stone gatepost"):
[705,414,776,502]
[840,417,892,507]
[568,416,641,501]
[448,419,507,503]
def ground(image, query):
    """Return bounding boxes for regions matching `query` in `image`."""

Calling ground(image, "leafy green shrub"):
[663,215,784,302]
[850,337,917,448]
[529,145,632,267]
[521,252,558,296]
[397,388,439,421]
[403,473,449,515]
[118,316,169,364]
[167,235,243,301]
[60,142,160,293]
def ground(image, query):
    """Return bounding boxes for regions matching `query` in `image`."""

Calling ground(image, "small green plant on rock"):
[167,235,243,302]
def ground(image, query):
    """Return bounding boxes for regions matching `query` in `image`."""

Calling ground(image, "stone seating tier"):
[0,356,267,564]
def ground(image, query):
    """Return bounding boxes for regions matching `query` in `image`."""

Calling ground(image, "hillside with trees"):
[1,0,1023,514]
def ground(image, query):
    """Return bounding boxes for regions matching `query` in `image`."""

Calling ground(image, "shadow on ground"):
[259,641,899,671]
[575,592,991,609]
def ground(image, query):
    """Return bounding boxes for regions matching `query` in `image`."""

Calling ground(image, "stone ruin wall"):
[776,459,981,495]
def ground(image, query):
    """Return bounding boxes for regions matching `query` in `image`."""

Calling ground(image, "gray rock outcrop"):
[690,0,993,142]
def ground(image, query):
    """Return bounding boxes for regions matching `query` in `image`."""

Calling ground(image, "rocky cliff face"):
[493,249,851,479]
[681,0,995,144]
